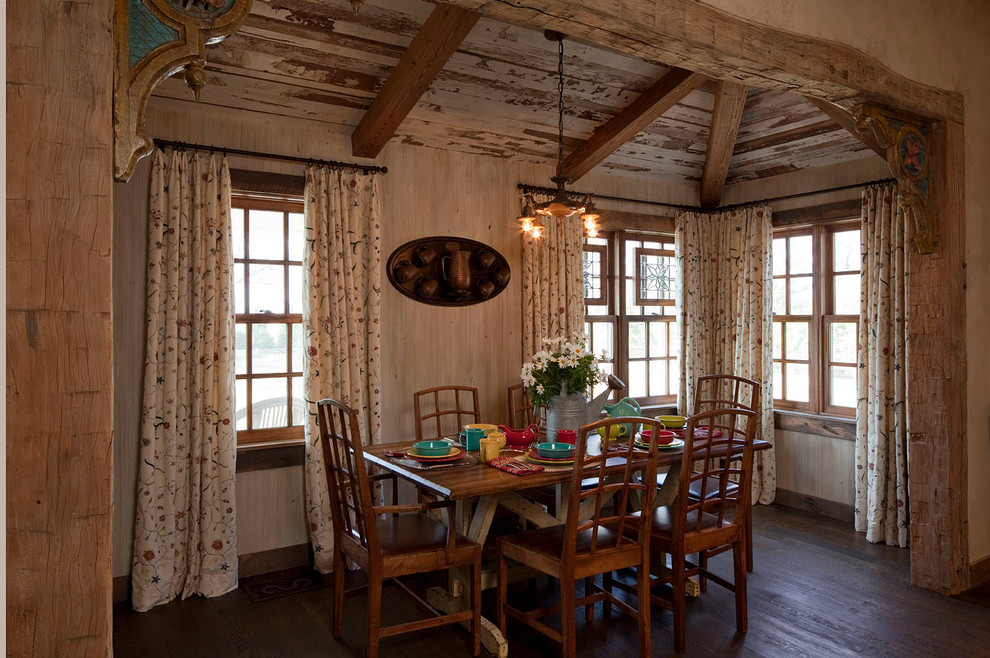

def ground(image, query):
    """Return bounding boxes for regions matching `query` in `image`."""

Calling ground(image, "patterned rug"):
[241,567,329,603]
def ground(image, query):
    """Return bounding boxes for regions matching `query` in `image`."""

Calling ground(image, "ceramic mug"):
[479,437,501,463]
[461,427,485,451]
[487,431,507,451]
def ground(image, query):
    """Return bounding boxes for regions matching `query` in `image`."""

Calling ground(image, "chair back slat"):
[677,408,757,533]
[565,417,660,558]
[507,382,543,428]
[414,386,480,441]
[317,398,378,554]
[693,374,760,416]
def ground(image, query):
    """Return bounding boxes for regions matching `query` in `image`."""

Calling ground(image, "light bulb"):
[586,225,598,238]
[521,217,533,232]
[532,225,543,238]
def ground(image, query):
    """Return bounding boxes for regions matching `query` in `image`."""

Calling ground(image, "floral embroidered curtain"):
[676,205,776,505]
[856,184,909,547]
[302,167,383,572]
[521,197,586,359]
[132,149,238,611]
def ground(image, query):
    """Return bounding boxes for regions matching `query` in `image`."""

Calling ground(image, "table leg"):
[426,494,510,658]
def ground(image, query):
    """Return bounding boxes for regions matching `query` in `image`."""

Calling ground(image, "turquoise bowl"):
[535,442,576,459]
[412,440,452,457]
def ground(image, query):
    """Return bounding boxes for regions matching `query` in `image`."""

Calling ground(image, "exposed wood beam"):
[700,81,748,208]
[804,95,886,158]
[559,68,707,182]
[351,4,479,158]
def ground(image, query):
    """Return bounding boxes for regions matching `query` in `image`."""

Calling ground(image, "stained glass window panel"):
[583,250,602,300]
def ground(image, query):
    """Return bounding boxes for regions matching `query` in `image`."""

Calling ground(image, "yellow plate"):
[463,423,498,435]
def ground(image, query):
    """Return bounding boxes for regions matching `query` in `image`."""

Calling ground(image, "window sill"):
[773,410,855,441]
[236,439,306,472]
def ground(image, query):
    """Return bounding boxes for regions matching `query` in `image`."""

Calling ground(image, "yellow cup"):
[487,431,507,451]
[479,437,501,463]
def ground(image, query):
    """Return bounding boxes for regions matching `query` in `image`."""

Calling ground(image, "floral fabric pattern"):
[303,167,383,572]
[676,206,775,505]
[521,200,586,360]
[856,184,909,547]
[132,149,238,612]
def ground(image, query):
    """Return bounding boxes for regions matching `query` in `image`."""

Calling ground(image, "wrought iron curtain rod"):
[518,177,897,212]
[152,139,388,175]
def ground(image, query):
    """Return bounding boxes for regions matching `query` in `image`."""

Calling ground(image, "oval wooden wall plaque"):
[386,237,511,306]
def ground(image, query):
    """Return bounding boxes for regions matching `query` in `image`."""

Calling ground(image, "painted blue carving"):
[129,0,179,68]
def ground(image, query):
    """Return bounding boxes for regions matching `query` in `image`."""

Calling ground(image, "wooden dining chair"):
[414,385,480,441]
[317,398,482,657]
[691,374,761,572]
[496,416,661,658]
[648,407,757,654]
[506,382,542,429]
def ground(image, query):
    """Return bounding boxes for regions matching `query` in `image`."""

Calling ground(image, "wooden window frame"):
[586,230,678,407]
[232,195,306,446]
[583,243,609,306]
[634,246,676,307]
[772,221,859,418]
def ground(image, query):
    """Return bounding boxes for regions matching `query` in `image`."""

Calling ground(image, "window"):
[231,196,306,445]
[772,222,860,417]
[584,232,679,406]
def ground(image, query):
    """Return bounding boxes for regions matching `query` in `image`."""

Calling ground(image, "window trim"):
[772,220,860,418]
[232,194,306,447]
[583,243,609,306]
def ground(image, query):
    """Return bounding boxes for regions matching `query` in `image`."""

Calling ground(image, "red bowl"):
[641,429,675,445]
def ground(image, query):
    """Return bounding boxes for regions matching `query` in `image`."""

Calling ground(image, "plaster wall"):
[704,0,990,565]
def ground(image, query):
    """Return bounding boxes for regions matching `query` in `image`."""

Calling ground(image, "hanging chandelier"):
[518,31,600,239]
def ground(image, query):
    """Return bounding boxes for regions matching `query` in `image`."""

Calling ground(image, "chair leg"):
[496,553,508,636]
[734,541,748,633]
[332,549,345,638]
[698,549,708,592]
[672,549,687,655]
[637,563,651,658]
[584,576,594,622]
[746,510,754,572]
[602,570,613,620]
[366,571,382,658]
[472,554,482,657]
[561,578,577,658]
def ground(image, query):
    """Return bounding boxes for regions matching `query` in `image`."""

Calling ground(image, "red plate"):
[405,446,465,462]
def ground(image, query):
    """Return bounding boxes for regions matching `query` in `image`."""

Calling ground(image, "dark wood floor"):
[114,504,990,657]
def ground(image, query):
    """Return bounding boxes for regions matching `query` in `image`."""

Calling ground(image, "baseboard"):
[113,575,131,604]
[112,543,314,604]
[774,488,854,523]
[238,543,313,579]
[970,554,990,590]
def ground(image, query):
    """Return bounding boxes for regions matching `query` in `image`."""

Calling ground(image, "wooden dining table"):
[363,437,771,657]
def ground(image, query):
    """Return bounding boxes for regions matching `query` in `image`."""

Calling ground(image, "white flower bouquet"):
[521,335,607,408]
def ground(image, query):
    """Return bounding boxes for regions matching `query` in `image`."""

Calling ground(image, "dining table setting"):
[362,418,771,658]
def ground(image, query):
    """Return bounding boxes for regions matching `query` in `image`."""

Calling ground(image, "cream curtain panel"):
[676,206,776,505]
[856,184,909,547]
[132,149,238,612]
[521,206,586,358]
[302,166,383,573]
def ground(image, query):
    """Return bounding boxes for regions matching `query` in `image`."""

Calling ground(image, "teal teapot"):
[603,397,642,438]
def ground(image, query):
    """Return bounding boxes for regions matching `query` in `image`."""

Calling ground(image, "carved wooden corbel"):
[853,103,935,254]
[113,0,252,181]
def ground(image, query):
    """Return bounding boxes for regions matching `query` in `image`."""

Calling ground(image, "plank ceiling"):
[152,0,878,187]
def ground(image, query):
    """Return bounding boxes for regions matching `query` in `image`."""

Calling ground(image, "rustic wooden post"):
[854,105,969,593]
[7,0,115,653]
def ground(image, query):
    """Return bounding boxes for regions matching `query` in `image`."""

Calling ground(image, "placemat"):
[387,454,479,471]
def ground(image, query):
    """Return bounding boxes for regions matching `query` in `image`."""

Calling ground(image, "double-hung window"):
[772,222,860,417]
[584,231,679,406]
[231,196,306,445]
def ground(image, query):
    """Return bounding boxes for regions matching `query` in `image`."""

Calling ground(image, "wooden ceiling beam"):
[700,81,748,208]
[351,4,479,159]
[804,95,886,158]
[559,67,707,182]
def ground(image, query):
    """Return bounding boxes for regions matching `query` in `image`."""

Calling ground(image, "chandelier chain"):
[556,35,564,168]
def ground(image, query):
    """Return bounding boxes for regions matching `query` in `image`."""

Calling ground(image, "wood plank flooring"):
[113,505,990,657]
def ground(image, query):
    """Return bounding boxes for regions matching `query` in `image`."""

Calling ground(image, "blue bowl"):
[412,440,452,457]
[535,442,576,459]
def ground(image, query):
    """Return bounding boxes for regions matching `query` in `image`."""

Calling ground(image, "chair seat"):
[689,476,739,501]
[499,524,642,578]
[376,513,476,557]
[650,506,727,538]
